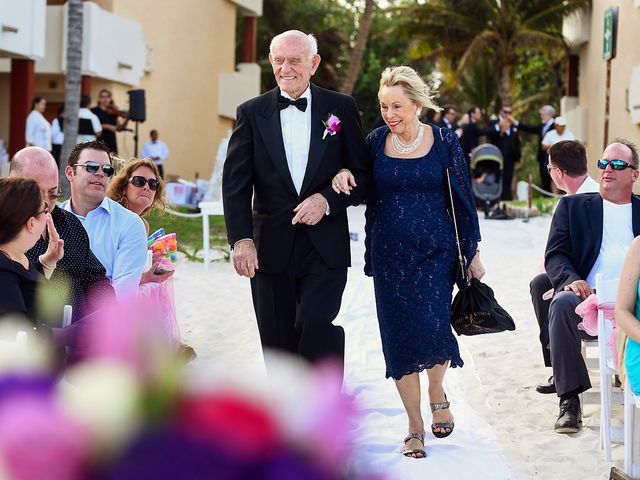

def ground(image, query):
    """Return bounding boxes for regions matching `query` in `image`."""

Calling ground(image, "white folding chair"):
[595,273,623,463]
[624,372,640,476]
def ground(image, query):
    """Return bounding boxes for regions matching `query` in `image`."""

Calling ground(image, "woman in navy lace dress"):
[332,66,484,458]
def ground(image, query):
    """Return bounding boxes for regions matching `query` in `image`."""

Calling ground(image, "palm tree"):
[341,0,376,95]
[59,0,83,194]
[393,0,590,106]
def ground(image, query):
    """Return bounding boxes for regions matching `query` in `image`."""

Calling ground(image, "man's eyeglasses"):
[46,187,63,201]
[597,159,637,171]
[546,164,564,173]
[501,109,512,115]
[73,162,115,177]
[129,176,160,191]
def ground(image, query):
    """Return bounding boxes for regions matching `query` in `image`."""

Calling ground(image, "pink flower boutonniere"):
[322,114,341,140]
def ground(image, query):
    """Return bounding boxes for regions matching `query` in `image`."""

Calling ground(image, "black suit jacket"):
[460,121,493,158]
[487,120,521,164]
[545,193,640,291]
[222,85,369,273]
[518,121,555,165]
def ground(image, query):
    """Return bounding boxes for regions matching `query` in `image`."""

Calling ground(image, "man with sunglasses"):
[544,139,640,434]
[10,146,114,323]
[60,141,147,300]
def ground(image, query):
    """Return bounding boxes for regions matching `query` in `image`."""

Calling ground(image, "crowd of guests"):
[0,141,192,365]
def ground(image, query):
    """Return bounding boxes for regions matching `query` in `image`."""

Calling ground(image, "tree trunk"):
[497,63,512,107]
[341,0,375,95]
[59,0,83,195]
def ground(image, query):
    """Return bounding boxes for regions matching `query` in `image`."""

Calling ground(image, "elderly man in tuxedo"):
[222,30,369,375]
[544,139,640,434]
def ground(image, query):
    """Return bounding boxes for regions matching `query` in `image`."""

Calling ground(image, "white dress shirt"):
[51,118,64,145]
[141,140,170,166]
[542,129,575,147]
[575,175,599,194]
[60,197,148,300]
[280,86,312,194]
[78,108,103,143]
[25,110,52,151]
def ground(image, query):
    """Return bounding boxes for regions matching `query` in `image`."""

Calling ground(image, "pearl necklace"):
[391,123,424,155]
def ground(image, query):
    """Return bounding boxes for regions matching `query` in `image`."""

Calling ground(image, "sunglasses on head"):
[129,176,160,191]
[597,159,636,171]
[73,162,115,177]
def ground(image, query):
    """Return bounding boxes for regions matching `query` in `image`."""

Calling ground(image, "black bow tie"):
[278,95,308,112]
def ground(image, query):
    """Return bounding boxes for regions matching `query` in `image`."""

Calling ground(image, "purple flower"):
[323,114,342,139]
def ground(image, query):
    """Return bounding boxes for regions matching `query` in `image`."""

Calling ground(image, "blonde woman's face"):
[379,85,420,137]
[125,165,157,215]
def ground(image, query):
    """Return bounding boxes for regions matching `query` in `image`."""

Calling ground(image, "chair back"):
[595,273,619,372]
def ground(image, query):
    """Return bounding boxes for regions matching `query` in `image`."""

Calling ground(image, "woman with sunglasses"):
[107,159,195,360]
[0,178,64,325]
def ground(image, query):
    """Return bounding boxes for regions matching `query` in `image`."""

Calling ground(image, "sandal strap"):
[432,421,454,429]
[403,432,425,444]
[430,400,450,412]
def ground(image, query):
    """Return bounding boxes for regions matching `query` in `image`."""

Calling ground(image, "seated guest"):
[106,158,196,360]
[59,141,147,300]
[530,140,600,394]
[544,139,640,433]
[0,178,64,324]
[10,147,114,323]
[615,236,640,395]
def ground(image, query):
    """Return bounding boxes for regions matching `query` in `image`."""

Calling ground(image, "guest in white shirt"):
[51,105,65,166]
[59,141,147,300]
[541,116,575,152]
[25,96,52,152]
[140,130,169,179]
[77,95,103,143]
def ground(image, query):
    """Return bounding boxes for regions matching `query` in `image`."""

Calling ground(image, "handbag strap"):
[440,128,468,285]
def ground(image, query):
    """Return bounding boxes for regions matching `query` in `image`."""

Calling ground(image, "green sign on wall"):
[603,7,618,61]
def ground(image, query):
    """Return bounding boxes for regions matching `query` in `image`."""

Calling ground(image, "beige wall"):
[578,1,640,175]
[104,0,236,180]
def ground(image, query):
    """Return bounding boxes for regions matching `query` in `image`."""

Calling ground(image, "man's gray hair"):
[269,30,318,57]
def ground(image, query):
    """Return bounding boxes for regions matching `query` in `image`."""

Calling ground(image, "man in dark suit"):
[514,105,556,193]
[222,30,369,376]
[459,106,493,160]
[487,105,521,200]
[436,105,458,131]
[543,139,640,434]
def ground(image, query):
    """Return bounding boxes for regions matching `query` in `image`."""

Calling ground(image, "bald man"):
[10,147,114,324]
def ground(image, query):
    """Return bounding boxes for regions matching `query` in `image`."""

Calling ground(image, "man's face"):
[445,109,456,123]
[269,34,320,99]
[471,108,481,121]
[555,124,566,135]
[500,106,512,119]
[599,143,639,196]
[65,149,112,207]
[151,131,158,142]
[20,164,59,206]
[547,157,566,191]
[540,111,553,123]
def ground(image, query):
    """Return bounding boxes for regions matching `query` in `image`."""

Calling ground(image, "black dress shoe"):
[554,397,582,434]
[536,376,556,394]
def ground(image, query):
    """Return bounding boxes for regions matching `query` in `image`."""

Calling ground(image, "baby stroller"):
[468,144,509,219]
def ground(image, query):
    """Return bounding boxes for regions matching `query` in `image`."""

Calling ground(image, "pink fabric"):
[575,294,619,370]
[138,278,180,350]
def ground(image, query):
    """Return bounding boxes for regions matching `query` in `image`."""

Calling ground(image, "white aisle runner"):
[341,205,513,479]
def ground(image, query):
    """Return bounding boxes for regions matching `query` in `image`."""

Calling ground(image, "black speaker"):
[127,89,146,122]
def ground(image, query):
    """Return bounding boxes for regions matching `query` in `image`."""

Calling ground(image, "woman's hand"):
[331,169,356,195]
[467,251,485,280]
[41,214,64,267]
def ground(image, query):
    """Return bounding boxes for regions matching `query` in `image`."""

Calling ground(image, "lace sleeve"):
[364,128,384,277]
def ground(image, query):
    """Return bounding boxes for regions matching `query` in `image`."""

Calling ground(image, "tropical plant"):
[393,0,590,106]
[341,0,376,95]
[59,0,83,195]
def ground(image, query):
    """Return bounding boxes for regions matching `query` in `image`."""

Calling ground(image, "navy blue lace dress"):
[364,125,480,380]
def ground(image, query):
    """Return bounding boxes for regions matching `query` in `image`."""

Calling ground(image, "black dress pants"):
[250,229,347,370]
[530,273,553,367]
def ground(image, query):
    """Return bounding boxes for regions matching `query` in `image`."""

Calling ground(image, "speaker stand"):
[133,121,140,157]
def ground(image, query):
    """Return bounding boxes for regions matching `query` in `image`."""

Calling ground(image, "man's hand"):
[232,239,259,278]
[292,193,327,226]
[563,280,592,300]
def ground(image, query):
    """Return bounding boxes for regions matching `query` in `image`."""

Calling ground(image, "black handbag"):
[445,165,515,336]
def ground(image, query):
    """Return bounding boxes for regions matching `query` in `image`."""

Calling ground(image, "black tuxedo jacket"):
[222,85,369,273]
[518,121,555,165]
[545,193,640,291]
[487,120,521,164]
[459,121,493,158]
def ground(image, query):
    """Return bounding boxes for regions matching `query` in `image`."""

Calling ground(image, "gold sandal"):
[430,399,454,438]
[402,432,426,458]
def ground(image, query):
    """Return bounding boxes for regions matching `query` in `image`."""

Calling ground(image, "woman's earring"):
[416,107,422,117]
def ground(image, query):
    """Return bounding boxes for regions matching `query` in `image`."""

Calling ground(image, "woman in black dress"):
[0,178,64,325]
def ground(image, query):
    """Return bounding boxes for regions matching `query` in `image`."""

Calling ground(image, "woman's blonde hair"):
[379,66,440,111]
[106,158,166,218]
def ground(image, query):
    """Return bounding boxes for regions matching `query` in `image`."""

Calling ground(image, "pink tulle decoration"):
[575,294,619,370]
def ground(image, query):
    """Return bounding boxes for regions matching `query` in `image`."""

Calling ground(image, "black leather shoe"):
[536,376,556,394]
[554,397,582,434]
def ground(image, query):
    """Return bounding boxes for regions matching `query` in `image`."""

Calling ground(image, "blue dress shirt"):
[60,197,147,300]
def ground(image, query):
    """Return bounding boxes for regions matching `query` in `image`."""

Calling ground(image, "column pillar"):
[242,16,257,63]
[81,75,92,97]
[8,59,35,157]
